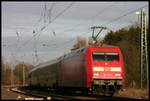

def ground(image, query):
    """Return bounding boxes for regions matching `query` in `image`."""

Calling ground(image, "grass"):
[114,87,149,100]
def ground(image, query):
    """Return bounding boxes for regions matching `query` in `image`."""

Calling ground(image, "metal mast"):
[23,62,25,86]
[140,8,148,89]
[33,32,39,64]
[11,63,14,87]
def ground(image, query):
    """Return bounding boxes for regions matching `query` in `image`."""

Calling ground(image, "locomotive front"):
[85,46,125,96]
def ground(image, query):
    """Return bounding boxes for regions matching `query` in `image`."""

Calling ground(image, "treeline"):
[103,24,149,88]
[71,37,87,51]
[1,60,35,86]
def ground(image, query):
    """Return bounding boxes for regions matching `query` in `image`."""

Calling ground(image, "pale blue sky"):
[2,1,149,65]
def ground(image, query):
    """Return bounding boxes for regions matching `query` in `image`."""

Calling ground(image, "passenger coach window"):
[93,52,105,61]
[106,53,119,62]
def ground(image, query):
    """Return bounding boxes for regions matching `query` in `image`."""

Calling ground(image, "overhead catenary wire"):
[52,2,74,22]
[32,3,48,31]
[1,3,112,49]
[5,2,70,49]
[6,4,148,54]
[41,30,91,50]
[46,3,148,42]
[62,2,141,34]
[36,2,74,36]
[56,3,116,36]
[2,2,74,49]
[36,2,117,47]
[103,4,148,26]
[71,4,148,44]
[17,2,75,64]
[39,29,92,63]
[4,3,148,64]
[6,3,47,58]
[97,4,148,39]
[5,4,148,51]
[21,2,75,47]
[7,4,148,48]
[44,3,47,23]
[48,2,55,23]
[33,4,148,63]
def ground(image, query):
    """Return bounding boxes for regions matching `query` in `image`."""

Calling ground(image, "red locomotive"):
[28,46,125,96]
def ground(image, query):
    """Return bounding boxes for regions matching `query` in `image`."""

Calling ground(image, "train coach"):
[28,46,125,96]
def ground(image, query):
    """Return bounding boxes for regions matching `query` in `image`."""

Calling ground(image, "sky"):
[2,1,149,66]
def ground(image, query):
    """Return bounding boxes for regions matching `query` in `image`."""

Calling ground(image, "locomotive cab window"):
[93,52,105,61]
[105,53,119,62]
[92,52,119,62]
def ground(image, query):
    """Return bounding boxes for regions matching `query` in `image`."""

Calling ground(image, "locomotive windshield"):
[92,53,105,61]
[92,52,119,62]
[105,53,119,62]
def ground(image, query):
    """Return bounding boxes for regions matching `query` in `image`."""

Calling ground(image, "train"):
[28,46,125,96]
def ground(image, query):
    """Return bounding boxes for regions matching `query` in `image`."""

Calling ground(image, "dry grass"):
[114,87,149,100]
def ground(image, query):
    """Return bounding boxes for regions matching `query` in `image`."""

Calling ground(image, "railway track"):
[9,86,145,100]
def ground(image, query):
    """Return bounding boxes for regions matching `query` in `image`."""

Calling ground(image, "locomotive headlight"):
[93,67,104,71]
[115,73,121,76]
[94,73,99,76]
[111,67,121,72]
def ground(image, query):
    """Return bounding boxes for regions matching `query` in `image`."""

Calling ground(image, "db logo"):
[105,67,110,71]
